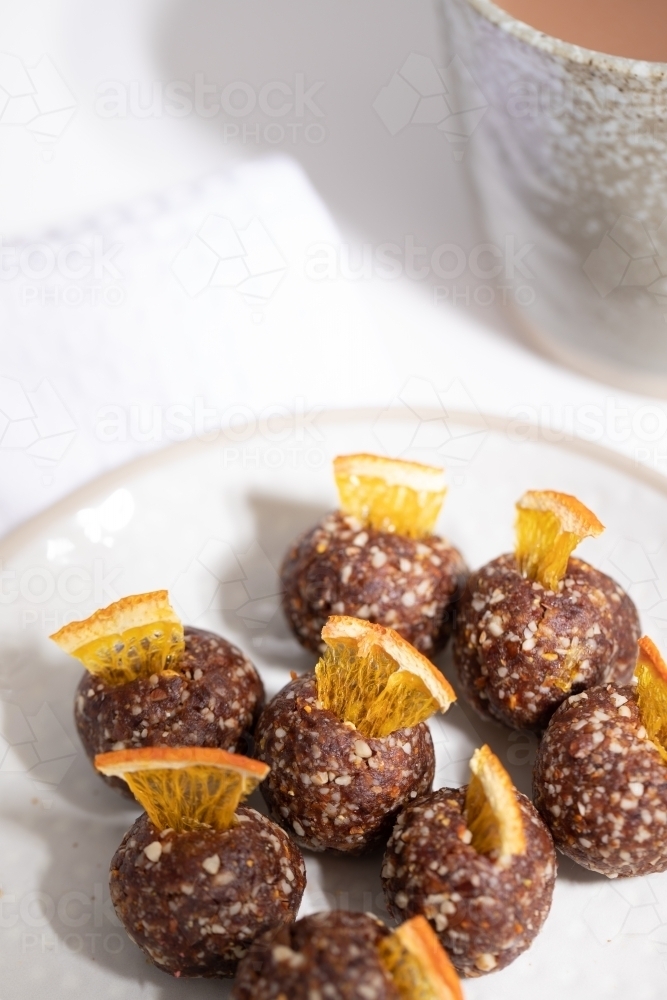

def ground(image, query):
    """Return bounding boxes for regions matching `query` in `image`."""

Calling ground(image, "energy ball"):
[454,554,639,730]
[233,910,463,1000]
[282,454,467,657]
[75,626,264,793]
[232,910,399,1000]
[282,510,468,656]
[256,616,455,855]
[255,673,435,854]
[110,807,305,977]
[52,592,265,795]
[96,747,306,979]
[534,682,667,877]
[383,747,556,977]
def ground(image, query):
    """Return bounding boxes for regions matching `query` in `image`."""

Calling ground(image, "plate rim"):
[2,405,665,560]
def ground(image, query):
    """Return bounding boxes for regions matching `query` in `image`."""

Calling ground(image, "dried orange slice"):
[94,746,269,832]
[465,745,525,864]
[50,591,184,686]
[334,453,447,539]
[378,915,462,1000]
[635,636,667,763]
[315,616,455,739]
[548,643,592,693]
[515,490,604,591]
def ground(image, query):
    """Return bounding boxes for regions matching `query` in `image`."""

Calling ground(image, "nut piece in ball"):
[256,616,455,853]
[383,745,556,977]
[534,636,667,877]
[96,746,306,977]
[232,910,462,1000]
[281,454,468,655]
[51,591,264,791]
[453,491,639,729]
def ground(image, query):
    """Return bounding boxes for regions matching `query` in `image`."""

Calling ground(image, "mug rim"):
[462,0,667,78]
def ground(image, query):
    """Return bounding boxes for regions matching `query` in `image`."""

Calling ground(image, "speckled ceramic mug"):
[439,0,667,393]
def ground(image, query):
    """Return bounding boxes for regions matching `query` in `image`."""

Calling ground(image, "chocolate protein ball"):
[110,806,306,977]
[255,673,435,854]
[282,510,467,656]
[75,626,264,793]
[453,554,639,731]
[382,786,556,977]
[232,910,400,1000]
[534,683,667,877]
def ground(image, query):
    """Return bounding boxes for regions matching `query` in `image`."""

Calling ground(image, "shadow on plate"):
[0,634,142,818]
[1,786,266,997]
[434,644,539,799]
[555,852,609,885]
[302,841,391,925]
[202,491,327,674]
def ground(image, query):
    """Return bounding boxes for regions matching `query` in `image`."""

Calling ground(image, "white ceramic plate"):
[2,408,667,1000]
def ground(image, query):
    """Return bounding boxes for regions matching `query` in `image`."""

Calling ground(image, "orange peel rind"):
[334,453,447,539]
[50,591,184,686]
[465,744,526,864]
[515,490,604,591]
[635,636,667,763]
[94,746,269,832]
[378,915,463,1000]
[316,616,455,739]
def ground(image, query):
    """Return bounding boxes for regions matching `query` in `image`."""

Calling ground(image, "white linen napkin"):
[1,153,664,541]
[0,155,397,536]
